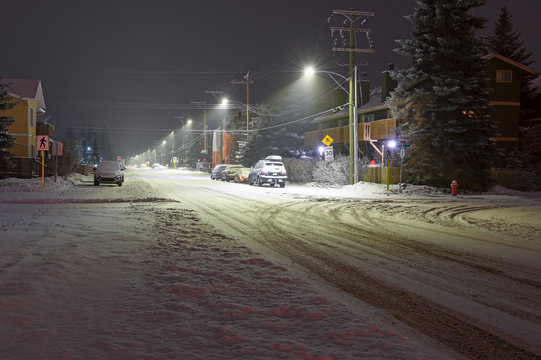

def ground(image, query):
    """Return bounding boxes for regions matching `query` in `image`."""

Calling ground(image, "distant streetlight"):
[183,119,192,167]
[303,66,358,184]
[220,98,229,164]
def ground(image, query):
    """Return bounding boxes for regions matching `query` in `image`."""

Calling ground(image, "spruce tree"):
[388,0,497,191]
[0,80,17,171]
[485,6,538,123]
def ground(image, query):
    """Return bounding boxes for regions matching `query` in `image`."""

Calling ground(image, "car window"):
[98,162,120,170]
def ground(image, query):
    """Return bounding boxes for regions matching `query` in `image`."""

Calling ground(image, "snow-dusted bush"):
[312,155,350,186]
[281,158,317,183]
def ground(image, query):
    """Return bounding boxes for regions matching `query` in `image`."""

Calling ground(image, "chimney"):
[381,63,397,103]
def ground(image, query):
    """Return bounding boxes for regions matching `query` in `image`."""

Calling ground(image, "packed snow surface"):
[1,169,540,359]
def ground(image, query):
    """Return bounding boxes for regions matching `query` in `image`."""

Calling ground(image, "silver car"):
[248,155,287,188]
[94,161,124,186]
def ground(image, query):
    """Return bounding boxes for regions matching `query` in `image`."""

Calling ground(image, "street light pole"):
[348,12,355,185]
[304,67,358,183]
[190,101,208,155]
[171,131,175,169]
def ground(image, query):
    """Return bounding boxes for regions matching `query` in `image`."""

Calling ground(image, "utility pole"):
[331,8,374,184]
[191,101,208,155]
[231,72,254,141]
[205,90,225,163]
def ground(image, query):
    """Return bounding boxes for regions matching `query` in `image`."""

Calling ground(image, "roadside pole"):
[386,159,390,191]
[55,148,58,182]
[42,150,45,187]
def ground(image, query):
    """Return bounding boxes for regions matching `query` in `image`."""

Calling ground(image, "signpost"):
[385,147,392,191]
[52,141,63,182]
[37,135,49,187]
[398,140,409,193]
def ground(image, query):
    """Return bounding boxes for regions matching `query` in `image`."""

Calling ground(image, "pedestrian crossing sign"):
[37,135,49,151]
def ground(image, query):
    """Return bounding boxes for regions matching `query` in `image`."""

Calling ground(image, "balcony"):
[304,118,397,147]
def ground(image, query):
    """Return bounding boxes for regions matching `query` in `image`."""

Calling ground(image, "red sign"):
[37,135,49,151]
[117,156,121,161]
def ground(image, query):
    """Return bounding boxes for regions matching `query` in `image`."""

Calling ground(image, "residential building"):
[0,78,50,177]
[304,53,536,166]
[1,79,46,158]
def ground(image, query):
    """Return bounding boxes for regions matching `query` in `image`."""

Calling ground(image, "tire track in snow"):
[254,203,541,360]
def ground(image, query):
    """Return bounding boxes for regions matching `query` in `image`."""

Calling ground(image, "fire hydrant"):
[451,180,458,196]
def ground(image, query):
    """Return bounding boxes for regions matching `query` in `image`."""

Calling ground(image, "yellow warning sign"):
[322,135,334,146]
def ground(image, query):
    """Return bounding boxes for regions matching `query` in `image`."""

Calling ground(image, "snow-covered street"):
[1,169,540,359]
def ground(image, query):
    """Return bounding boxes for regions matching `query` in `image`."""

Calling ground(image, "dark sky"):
[2,0,540,158]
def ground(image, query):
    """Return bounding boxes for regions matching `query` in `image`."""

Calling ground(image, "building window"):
[496,70,512,83]
[29,107,35,127]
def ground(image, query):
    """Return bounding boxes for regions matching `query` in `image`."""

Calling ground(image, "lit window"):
[496,70,512,83]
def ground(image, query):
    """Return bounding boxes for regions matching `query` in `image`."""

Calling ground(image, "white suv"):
[248,155,287,188]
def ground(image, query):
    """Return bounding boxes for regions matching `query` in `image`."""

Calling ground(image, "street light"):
[162,140,166,165]
[183,119,192,167]
[220,98,229,163]
[304,66,359,184]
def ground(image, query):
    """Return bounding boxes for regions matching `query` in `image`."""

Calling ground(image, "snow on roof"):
[0,78,46,110]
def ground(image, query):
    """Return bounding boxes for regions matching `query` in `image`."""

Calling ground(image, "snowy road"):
[1,168,540,359]
[142,169,541,359]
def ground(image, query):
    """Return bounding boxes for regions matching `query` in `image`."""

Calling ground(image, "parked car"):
[94,161,124,186]
[210,164,227,180]
[234,167,251,183]
[221,164,244,181]
[248,155,287,187]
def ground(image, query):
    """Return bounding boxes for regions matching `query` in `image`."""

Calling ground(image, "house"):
[304,53,537,166]
[0,78,51,177]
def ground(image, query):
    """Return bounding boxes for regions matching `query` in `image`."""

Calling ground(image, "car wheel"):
[257,177,263,187]
[280,182,286,188]
[270,184,275,187]
[118,181,122,187]
[94,180,99,186]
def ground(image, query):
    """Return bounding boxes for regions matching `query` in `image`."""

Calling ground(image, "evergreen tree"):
[485,5,538,122]
[0,80,17,171]
[388,0,497,191]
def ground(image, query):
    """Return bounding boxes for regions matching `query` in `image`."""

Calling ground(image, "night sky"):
[2,0,540,158]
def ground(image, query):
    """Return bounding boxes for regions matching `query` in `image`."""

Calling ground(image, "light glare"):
[304,67,315,77]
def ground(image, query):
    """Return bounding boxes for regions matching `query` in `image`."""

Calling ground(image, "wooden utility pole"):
[191,101,208,155]
[331,8,374,184]
[231,72,254,141]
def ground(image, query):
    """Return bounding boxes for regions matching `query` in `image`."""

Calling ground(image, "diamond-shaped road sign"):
[322,135,334,146]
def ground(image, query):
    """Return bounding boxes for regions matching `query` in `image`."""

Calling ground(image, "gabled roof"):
[483,53,537,75]
[0,78,46,110]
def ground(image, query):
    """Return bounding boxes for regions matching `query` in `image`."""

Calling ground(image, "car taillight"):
[282,171,287,175]
[262,170,268,175]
